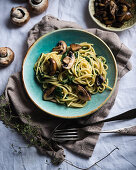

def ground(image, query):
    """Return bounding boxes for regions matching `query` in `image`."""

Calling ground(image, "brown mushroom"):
[43,86,56,100]
[48,58,57,76]
[104,20,114,26]
[112,22,124,28]
[95,75,105,86]
[93,0,133,28]
[52,41,67,55]
[121,4,128,12]
[109,1,117,20]
[28,0,48,15]
[77,85,91,101]
[118,0,132,9]
[62,51,75,69]
[123,12,133,21]
[10,6,30,26]
[70,44,81,51]
[117,11,132,22]
[0,47,14,67]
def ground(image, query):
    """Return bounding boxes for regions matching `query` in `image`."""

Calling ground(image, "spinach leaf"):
[74,51,78,58]
[61,51,68,62]
[61,75,74,85]
[54,87,63,98]
[84,57,90,63]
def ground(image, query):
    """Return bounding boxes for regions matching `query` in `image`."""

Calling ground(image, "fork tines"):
[52,128,79,141]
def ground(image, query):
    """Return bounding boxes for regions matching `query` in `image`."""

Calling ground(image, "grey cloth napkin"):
[0,15,132,164]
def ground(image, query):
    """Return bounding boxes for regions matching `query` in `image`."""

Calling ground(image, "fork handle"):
[89,108,136,125]
[90,126,136,135]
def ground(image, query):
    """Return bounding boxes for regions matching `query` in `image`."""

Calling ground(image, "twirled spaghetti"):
[34,42,112,108]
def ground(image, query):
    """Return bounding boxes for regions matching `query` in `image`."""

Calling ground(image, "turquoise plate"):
[22,29,118,119]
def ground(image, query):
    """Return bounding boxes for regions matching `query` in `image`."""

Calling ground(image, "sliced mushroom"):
[77,85,91,101]
[0,47,14,67]
[28,0,48,15]
[70,44,81,51]
[62,51,75,69]
[112,22,124,28]
[104,19,114,26]
[94,0,133,28]
[95,75,105,86]
[43,86,56,100]
[118,0,132,9]
[121,4,128,12]
[117,11,132,22]
[109,1,117,20]
[48,58,57,76]
[123,12,133,21]
[52,41,67,55]
[10,6,30,26]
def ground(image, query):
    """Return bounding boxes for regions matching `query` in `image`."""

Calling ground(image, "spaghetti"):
[34,42,112,108]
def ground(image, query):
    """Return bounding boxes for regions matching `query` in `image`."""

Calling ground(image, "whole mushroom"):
[52,41,67,55]
[95,75,105,86]
[77,85,91,101]
[28,0,48,14]
[10,6,30,26]
[70,44,81,51]
[48,58,57,76]
[0,47,14,67]
[62,51,75,69]
[43,86,56,100]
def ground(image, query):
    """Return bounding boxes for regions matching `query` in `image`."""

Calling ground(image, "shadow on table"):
[5,17,23,30]
[83,1,101,29]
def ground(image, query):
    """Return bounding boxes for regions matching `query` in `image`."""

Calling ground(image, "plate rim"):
[22,28,118,119]
[88,0,136,32]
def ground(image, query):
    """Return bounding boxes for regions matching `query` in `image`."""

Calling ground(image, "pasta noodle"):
[34,42,112,108]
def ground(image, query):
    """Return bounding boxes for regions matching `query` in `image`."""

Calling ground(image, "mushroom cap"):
[28,0,48,14]
[70,44,81,51]
[43,86,56,100]
[77,85,91,101]
[10,6,30,26]
[48,58,57,76]
[95,75,105,86]
[0,47,14,67]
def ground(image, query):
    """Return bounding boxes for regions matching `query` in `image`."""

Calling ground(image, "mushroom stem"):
[62,51,75,69]
[12,8,24,19]
[0,48,8,58]
[0,47,14,67]
[10,6,30,26]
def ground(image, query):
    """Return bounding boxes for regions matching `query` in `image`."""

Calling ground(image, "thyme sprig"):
[0,95,55,153]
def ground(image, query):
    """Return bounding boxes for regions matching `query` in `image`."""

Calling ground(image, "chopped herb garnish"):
[61,51,68,62]
[74,51,78,58]
[54,87,63,98]
[84,57,90,63]
[61,75,74,85]
[68,75,74,84]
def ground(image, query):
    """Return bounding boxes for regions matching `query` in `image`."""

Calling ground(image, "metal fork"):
[52,125,136,142]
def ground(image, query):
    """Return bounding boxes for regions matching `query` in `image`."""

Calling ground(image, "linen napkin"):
[0,15,132,165]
